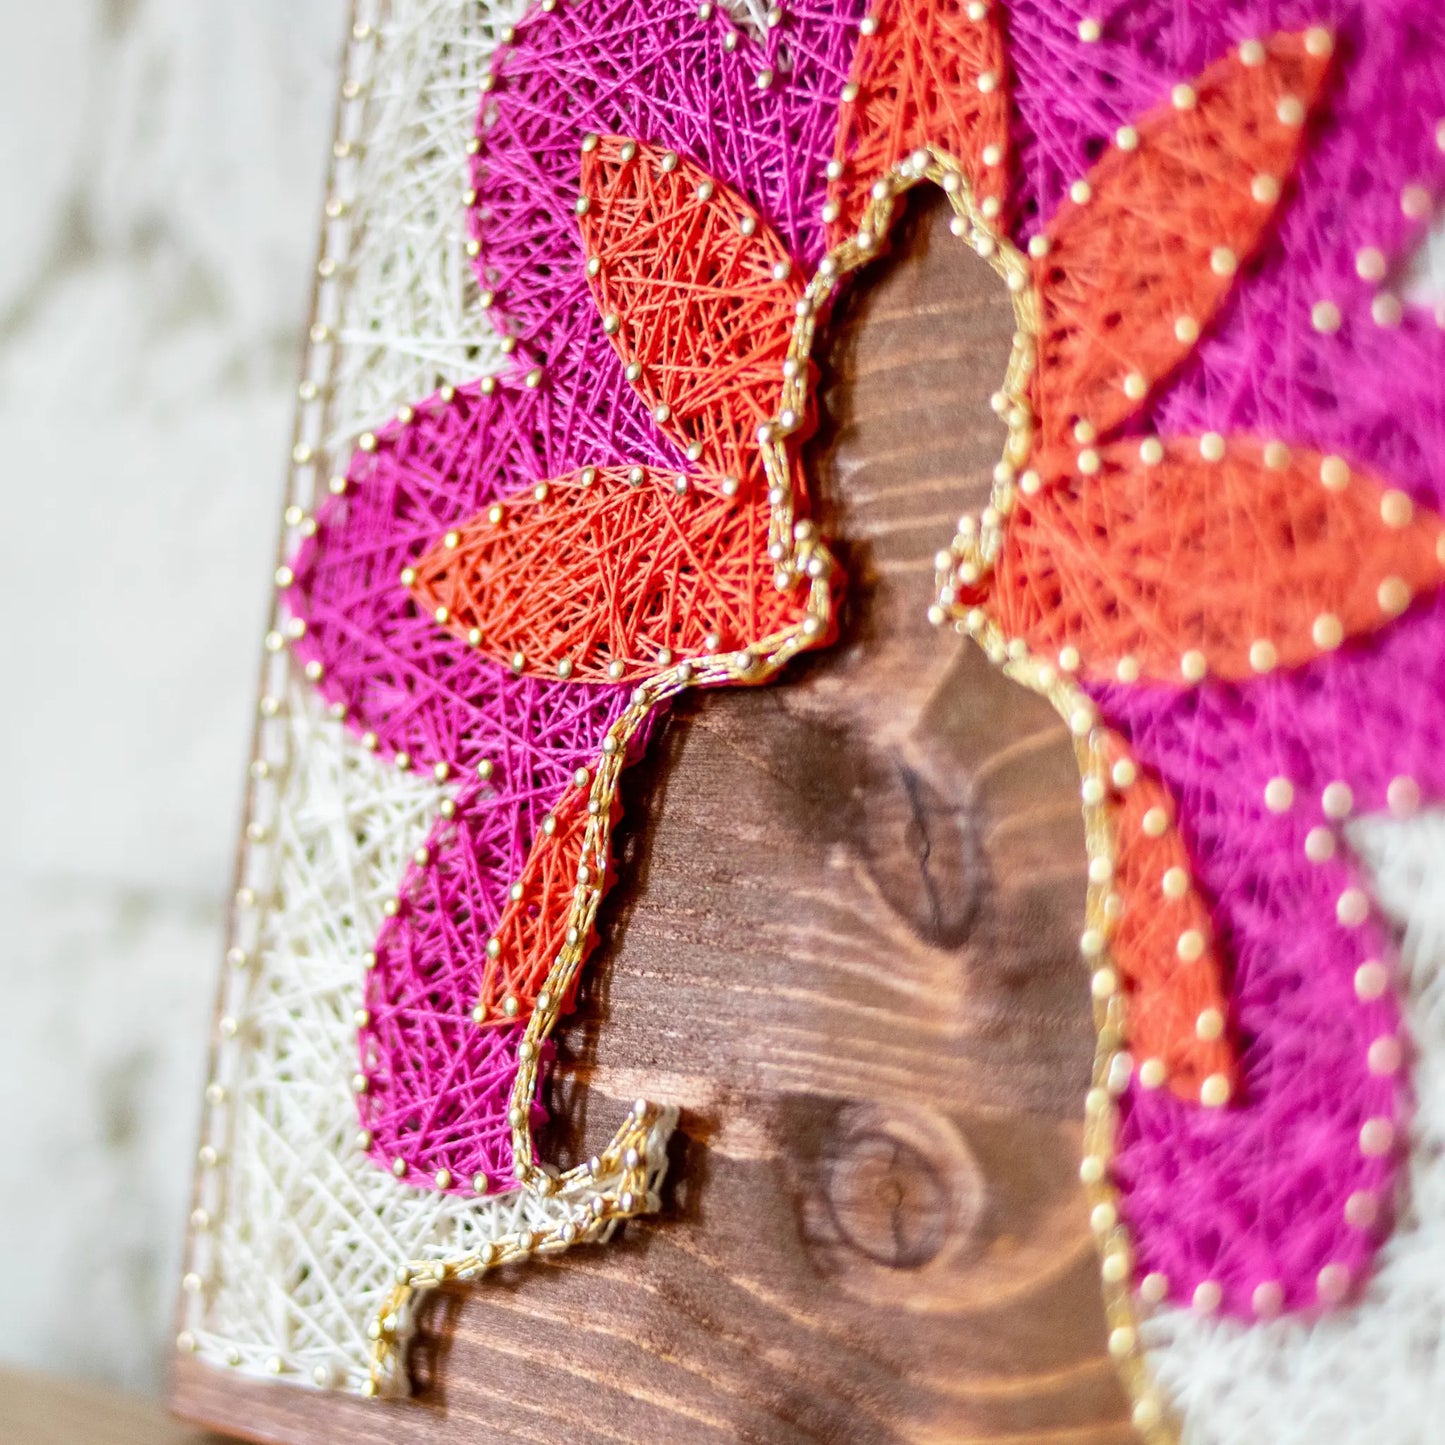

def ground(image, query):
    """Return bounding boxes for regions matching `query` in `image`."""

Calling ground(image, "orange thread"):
[826,0,1009,249]
[1102,739,1236,1102]
[409,467,809,682]
[1032,33,1331,449]
[580,135,807,494]
[990,437,1445,684]
[474,779,598,1028]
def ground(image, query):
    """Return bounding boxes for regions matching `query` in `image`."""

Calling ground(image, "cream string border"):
[365,140,1175,1440]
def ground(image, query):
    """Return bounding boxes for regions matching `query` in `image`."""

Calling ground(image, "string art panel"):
[173,0,1445,1441]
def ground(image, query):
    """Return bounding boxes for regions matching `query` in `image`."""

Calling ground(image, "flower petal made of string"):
[468,1,867,357]
[357,775,553,1192]
[990,436,1445,684]
[473,775,599,1029]
[825,0,1011,247]
[1032,30,1332,448]
[1100,736,1236,1104]
[289,377,637,774]
[408,466,809,683]
[578,136,805,492]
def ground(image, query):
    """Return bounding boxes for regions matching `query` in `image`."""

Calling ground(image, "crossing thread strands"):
[578,134,811,495]
[825,0,1011,246]
[1097,741,1236,1098]
[409,471,797,688]
[990,439,1445,684]
[1024,32,1330,450]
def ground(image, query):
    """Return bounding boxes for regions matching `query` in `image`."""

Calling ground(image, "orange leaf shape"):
[990,438,1445,684]
[1101,742,1235,1104]
[1033,31,1332,448]
[474,779,596,1028]
[408,467,809,683]
[578,136,804,491]
[825,0,1010,247]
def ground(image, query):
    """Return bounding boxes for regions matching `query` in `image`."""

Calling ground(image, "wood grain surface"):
[173,194,1136,1443]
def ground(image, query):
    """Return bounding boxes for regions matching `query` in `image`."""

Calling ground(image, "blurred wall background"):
[0,0,342,1395]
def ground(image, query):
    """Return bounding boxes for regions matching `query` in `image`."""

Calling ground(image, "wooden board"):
[173,193,1135,1443]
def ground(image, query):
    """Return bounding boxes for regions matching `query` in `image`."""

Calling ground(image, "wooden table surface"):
[173,192,1136,1443]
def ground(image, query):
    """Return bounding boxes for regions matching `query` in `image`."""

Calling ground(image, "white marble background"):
[0,0,342,1395]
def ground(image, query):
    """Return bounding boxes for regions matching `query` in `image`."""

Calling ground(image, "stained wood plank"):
[173,193,1135,1443]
